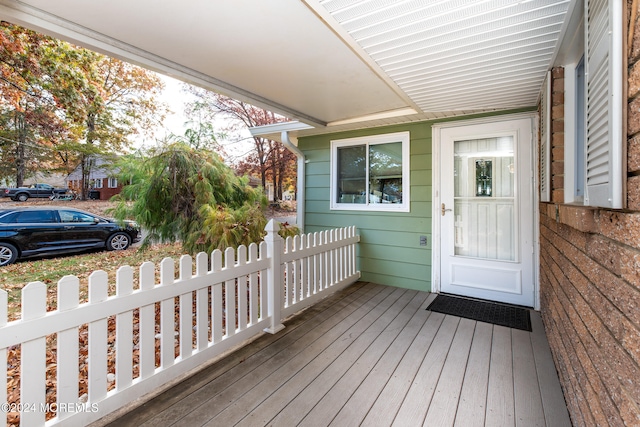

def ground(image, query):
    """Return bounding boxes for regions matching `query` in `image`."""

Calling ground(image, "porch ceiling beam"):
[0,1,329,128]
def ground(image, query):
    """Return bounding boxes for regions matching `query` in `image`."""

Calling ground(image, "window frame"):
[108,177,118,188]
[563,15,586,204]
[330,131,410,212]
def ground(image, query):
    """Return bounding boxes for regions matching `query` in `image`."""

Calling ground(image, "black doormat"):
[426,294,532,332]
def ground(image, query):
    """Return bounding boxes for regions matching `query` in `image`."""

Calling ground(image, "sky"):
[136,74,254,164]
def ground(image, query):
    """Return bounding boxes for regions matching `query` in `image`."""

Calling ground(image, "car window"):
[0,212,18,223]
[14,210,57,223]
[59,210,97,223]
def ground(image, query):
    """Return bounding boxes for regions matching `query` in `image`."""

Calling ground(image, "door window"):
[453,137,515,261]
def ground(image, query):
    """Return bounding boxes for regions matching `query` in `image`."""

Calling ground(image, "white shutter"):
[540,71,551,202]
[584,0,624,208]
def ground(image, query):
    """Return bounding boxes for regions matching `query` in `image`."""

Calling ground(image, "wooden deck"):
[102,282,571,427]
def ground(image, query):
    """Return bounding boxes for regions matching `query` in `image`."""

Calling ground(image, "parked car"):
[0,207,141,266]
[3,183,68,201]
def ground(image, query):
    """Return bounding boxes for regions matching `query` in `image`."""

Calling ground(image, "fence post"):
[264,219,285,334]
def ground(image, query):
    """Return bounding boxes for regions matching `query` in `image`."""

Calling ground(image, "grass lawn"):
[1,243,186,321]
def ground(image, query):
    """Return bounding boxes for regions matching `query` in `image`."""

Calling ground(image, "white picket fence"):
[0,220,360,427]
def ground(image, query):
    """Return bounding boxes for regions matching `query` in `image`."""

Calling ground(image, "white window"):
[330,131,410,212]
[93,179,103,189]
[108,177,118,188]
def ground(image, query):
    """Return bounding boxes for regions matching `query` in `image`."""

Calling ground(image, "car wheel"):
[0,243,18,266]
[107,232,131,251]
[17,193,28,202]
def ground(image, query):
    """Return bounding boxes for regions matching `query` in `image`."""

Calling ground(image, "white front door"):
[438,117,535,307]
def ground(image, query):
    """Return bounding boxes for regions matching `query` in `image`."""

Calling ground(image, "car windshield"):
[59,210,97,223]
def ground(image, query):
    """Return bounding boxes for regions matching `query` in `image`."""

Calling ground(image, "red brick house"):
[65,156,122,200]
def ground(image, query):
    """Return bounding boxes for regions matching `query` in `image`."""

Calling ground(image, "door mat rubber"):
[426,294,532,332]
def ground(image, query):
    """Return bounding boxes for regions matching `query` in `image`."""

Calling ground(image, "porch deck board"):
[104,282,571,427]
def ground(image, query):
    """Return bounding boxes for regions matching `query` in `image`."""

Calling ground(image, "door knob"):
[441,203,452,216]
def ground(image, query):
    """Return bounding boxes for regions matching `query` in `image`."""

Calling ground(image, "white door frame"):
[432,112,540,310]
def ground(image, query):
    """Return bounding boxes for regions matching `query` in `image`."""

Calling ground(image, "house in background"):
[1,0,639,424]
[65,156,122,200]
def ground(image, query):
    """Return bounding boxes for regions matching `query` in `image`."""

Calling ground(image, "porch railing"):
[0,220,360,427]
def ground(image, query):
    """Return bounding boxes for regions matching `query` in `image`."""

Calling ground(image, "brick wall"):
[539,4,640,425]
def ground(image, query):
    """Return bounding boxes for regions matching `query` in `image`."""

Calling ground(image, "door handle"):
[441,203,452,216]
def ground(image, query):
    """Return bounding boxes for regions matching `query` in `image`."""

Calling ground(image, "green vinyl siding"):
[298,109,533,291]
[299,122,432,291]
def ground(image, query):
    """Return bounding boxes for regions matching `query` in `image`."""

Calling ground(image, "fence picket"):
[259,241,268,320]
[338,228,347,281]
[224,247,236,337]
[88,271,109,404]
[179,255,193,359]
[115,267,134,393]
[324,230,330,288]
[138,262,155,379]
[237,246,248,331]
[21,282,47,426]
[284,237,292,307]
[300,234,308,300]
[297,235,302,301]
[249,243,259,325]
[313,232,319,293]
[160,258,176,369]
[211,250,223,344]
[0,290,6,427]
[58,275,80,418]
[195,252,209,351]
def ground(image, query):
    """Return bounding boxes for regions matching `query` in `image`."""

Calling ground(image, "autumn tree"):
[0,22,167,192]
[184,88,296,202]
[0,23,67,186]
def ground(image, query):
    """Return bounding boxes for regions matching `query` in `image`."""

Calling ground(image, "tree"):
[55,55,167,199]
[184,88,296,202]
[0,23,67,186]
[112,142,268,254]
[0,22,167,190]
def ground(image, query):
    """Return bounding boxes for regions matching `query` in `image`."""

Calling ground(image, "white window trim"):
[93,179,103,189]
[108,177,118,188]
[330,131,410,212]
[563,13,585,204]
[540,71,551,203]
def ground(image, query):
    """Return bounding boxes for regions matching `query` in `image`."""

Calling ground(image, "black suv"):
[0,207,141,266]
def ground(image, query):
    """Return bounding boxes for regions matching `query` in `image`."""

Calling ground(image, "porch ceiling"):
[0,0,573,136]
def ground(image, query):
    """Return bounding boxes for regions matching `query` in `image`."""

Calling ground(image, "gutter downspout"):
[281,131,305,232]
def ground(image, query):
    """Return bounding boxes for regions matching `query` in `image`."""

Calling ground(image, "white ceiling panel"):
[315,0,571,113]
[0,0,574,134]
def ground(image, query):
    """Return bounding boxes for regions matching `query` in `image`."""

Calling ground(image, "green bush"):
[111,143,268,254]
